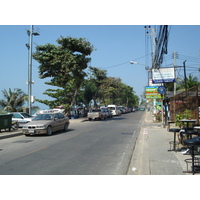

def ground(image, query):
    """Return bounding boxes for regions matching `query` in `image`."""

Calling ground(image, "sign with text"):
[152,67,175,83]
[145,86,162,99]
[149,79,161,86]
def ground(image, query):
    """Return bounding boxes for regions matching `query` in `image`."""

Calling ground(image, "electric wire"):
[103,53,151,69]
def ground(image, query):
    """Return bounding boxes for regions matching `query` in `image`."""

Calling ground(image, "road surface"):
[0,111,144,175]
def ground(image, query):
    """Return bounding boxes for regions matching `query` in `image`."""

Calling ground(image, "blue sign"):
[157,86,166,94]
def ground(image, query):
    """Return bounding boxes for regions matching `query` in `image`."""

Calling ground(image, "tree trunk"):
[70,88,78,108]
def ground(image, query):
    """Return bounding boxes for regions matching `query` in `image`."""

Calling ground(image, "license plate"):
[28,130,35,133]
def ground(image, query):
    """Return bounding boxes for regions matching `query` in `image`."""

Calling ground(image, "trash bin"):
[0,114,13,132]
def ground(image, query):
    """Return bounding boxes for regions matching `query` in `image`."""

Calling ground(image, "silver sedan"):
[22,113,70,136]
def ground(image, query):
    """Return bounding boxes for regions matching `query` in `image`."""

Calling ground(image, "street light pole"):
[28,25,33,115]
[26,25,39,115]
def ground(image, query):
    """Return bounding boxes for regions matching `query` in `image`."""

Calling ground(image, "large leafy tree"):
[82,80,97,108]
[0,88,27,112]
[33,36,94,109]
[89,66,107,107]
[93,75,139,107]
[79,66,139,108]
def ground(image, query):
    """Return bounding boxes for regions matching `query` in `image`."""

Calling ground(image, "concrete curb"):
[0,132,23,140]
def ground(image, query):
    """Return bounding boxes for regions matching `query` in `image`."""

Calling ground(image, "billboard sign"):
[149,79,161,86]
[152,67,175,83]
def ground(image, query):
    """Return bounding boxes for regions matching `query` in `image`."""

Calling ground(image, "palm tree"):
[186,74,198,89]
[0,88,27,112]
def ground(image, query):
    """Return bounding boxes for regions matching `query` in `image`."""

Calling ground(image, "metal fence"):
[169,86,199,124]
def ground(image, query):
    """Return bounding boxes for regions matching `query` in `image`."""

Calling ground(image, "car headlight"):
[23,126,28,129]
[36,125,46,129]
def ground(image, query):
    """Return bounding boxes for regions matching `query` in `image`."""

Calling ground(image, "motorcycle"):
[12,120,19,130]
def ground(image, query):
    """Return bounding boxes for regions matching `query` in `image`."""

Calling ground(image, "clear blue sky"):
[0,25,200,109]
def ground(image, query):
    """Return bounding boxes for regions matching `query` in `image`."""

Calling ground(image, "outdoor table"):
[168,128,181,151]
[183,137,200,174]
[178,120,197,143]
[179,119,196,128]
[193,126,200,136]
[193,126,200,131]
[167,121,175,131]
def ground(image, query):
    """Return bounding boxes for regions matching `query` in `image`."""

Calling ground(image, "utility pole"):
[26,25,39,115]
[172,52,178,126]
[183,60,187,91]
[173,51,178,96]
[199,49,200,81]
[144,26,157,113]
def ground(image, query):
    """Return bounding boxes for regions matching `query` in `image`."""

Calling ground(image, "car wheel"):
[46,126,52,136]
[64,123,69,131]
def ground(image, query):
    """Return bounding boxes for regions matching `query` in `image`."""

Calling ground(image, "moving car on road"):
[22,112,70,136]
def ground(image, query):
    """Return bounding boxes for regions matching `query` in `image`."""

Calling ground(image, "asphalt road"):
[0,111,144,175]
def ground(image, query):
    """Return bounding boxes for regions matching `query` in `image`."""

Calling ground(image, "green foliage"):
[175,109,193,127]
[33,36,139,109]
[33,36,94,109]
[165,74,198,91]
[0,88,27,112]
[155,112,162,122]
[83,80,97,107]
[185,74,198,89]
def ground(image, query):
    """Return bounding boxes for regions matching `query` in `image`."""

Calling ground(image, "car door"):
[57,113,66,129]
[53,113,62,131]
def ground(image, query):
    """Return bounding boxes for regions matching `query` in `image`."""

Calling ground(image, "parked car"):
[107,105,121,116]
[118,106,126,114]
[22,112,70,136]
[101,107,113,118]
[10,112,33,127]
[132,107,137,112]
[87,108,107,121]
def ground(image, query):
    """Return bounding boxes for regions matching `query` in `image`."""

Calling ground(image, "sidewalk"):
[127,111,191,175]
[0,117,87,140]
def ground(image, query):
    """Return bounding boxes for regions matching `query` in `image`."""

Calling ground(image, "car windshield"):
[21,113,32,118]
[91,109,101,112]
[33,114,54,121]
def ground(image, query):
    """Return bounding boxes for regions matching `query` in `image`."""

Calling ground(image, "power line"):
[178,54,199,63]
[153,25,169,69]
[103,53,151,69]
